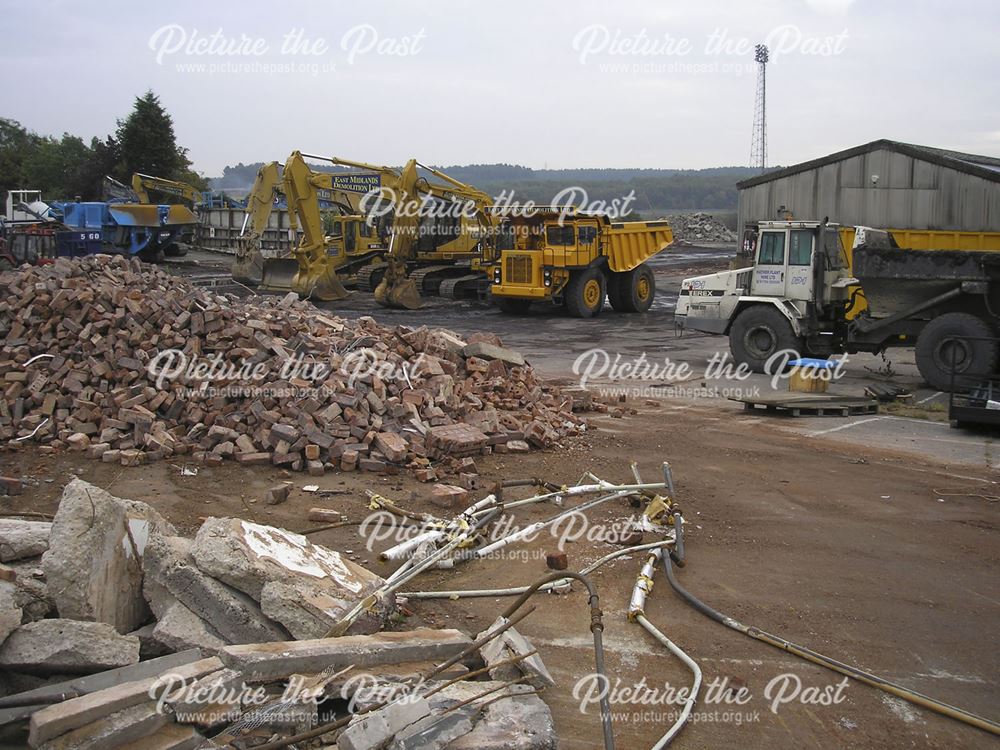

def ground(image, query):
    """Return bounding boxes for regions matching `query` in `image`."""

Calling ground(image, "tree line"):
[214,162,761,211]
[0,91,205,205]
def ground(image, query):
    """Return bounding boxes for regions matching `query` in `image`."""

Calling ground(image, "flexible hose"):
[401,538,675,600]
[661,555,1000,737]
[636,614,702,748]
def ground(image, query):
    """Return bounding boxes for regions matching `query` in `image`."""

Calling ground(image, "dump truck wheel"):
[613,264,656,313]
[495,297,532,315]
[607,273,628,311]
[729,305,801,373]
[565,268,605,318]
[915,312,998,391]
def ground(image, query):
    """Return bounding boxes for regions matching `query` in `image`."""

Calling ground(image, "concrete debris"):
[149,602,228,656]
[0,256,590,479]
[0,579,21,645]
[42,478,174,633]
[35,701,168,750]
[388,707,476,750]
[165,667,245,728]
[142,531,289,645]
[337,696,431,750]
[219,628,472,682]
[0,520,50,562]
[191,517,392,633]
[447,685,558,750]
[27,655,220,745]
[0,619,139,675]
[478,616,556,690]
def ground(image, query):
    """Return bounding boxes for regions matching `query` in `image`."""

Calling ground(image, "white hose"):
[401,537,675,599]
[628,549,701,748]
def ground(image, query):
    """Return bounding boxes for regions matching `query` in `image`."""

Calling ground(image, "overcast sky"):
[4,0,998,175]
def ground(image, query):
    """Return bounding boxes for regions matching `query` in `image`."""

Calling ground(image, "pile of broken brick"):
[0,255,597,480]
[0,479,557,748]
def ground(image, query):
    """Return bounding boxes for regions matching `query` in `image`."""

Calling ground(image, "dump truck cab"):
[488,209,673,317]
[676,220,850,336]
[677,220,1000,390]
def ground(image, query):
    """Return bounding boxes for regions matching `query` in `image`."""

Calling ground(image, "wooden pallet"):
[732,395,879,418]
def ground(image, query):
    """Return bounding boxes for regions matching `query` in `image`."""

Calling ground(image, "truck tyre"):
[495,297,532,315]
[608,264,655,313]
[607,272,627,311]
[915,312,997,391]
[729,305,802,373]
[565,268,606,318]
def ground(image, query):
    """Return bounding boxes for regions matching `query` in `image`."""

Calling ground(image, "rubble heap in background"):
[0,256,592,479]
[0,479,558,749]
[665,212,738,244]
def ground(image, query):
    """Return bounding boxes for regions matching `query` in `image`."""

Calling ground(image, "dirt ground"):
[1,247,998,749]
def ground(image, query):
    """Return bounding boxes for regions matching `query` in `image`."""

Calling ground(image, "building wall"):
[737,148,1000,233]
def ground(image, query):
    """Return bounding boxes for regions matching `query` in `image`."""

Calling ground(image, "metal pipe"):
[499,572,615,750]
[475,488,636,558]
[626,549,701,748]
[401,538,675,600]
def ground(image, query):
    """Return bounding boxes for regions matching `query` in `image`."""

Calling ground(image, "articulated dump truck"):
[486,209,674,317]
[676,220,1000,390]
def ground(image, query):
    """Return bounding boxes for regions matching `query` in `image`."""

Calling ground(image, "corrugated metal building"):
[737,140,1000,237]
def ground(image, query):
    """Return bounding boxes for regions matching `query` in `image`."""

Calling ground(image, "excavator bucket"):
[374,276,422,310]
[259,257,349,301]
[231,249,265,285]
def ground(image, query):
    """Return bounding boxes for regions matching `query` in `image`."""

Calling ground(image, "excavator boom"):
[232,161,283,285]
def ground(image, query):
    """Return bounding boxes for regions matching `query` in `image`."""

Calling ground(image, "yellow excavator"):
[280,152,496,308]
[131,173,207,207]
[254,153,387,300]
[231,161,283,285]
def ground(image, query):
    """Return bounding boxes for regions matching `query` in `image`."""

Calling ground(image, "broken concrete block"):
[477,616,555,690]
[339,697,431,750]
[150,602,228,656]
[219,628,472,683]
[0,581,21,645]
[142,532,288,645]
[191,518,389,617]
[387,706,475,750]
[35,701,168,750]
[260,579,384,639]
[0,520,51,562]
[0,619,139,675]
[265,484,291,505]
[446,686,557,750]
[462,342,526,367]
[42,479,174,633]
[28,656,221,746]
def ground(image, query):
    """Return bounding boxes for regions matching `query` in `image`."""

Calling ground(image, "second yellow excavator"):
[281,152,497,308]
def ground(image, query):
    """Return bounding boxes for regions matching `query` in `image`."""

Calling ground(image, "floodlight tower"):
[750,44,769,171]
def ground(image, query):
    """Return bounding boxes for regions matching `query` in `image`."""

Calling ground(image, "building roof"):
[737,139,1000,189]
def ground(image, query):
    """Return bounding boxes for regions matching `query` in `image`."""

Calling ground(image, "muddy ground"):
[1,246,997,749]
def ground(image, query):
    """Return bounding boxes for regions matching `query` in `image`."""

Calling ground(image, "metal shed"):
[737,140,1000,239]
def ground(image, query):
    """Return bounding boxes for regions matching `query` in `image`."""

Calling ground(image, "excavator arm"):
[131,173,204,207]
[231,161,283,285]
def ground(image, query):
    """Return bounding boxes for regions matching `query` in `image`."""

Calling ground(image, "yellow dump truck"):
[486,209,673,317]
